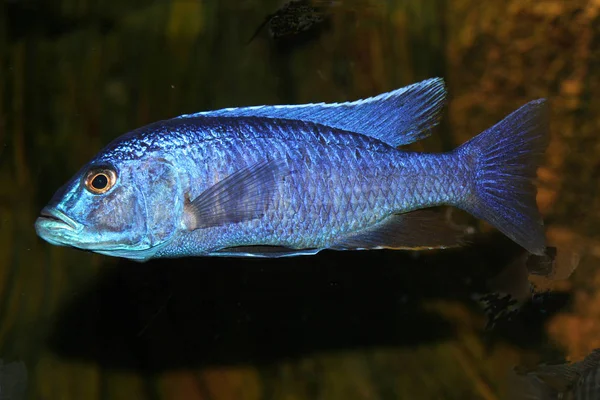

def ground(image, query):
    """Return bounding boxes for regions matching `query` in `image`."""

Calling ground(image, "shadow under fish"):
[47,228,562,373]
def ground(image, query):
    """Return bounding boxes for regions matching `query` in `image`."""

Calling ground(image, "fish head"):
[35,156,184,261]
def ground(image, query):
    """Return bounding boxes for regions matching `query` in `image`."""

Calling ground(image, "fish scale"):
[145,117,466,254]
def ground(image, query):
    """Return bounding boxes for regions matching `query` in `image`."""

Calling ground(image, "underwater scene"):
[2,0,600,399]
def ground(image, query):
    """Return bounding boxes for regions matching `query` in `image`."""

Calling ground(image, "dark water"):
[1,0,598,399]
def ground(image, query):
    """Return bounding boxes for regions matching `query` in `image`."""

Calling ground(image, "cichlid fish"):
[34,78,549,262]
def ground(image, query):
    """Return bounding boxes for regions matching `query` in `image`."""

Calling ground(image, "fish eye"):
[84,168,117,195]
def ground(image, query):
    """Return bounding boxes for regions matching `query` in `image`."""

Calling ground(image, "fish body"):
[35,78,549,261]
[101,116,457,257]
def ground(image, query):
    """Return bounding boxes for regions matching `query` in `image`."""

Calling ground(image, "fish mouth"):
[35,208,82,245]
[34,208,157,258]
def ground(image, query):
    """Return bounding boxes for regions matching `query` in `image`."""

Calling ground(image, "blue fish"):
[35,78,549,261]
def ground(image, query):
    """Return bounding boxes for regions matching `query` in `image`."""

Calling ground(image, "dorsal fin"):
[175,78,446,147]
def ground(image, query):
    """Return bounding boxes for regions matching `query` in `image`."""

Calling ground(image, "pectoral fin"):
[185,159,287,230]
[331,209,471,251]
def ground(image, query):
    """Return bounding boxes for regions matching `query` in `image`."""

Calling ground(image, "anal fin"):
[331,209,472,251]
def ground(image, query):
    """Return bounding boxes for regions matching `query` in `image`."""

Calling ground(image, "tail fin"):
[458,99,550,255]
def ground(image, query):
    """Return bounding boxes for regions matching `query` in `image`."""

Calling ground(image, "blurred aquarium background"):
[1,0,599,398]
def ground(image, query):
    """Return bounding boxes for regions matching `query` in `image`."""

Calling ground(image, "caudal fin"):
[458,99,550,255]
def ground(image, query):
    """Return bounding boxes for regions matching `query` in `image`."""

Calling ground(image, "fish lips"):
[35,207,83,246]
[35,207,156,259]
